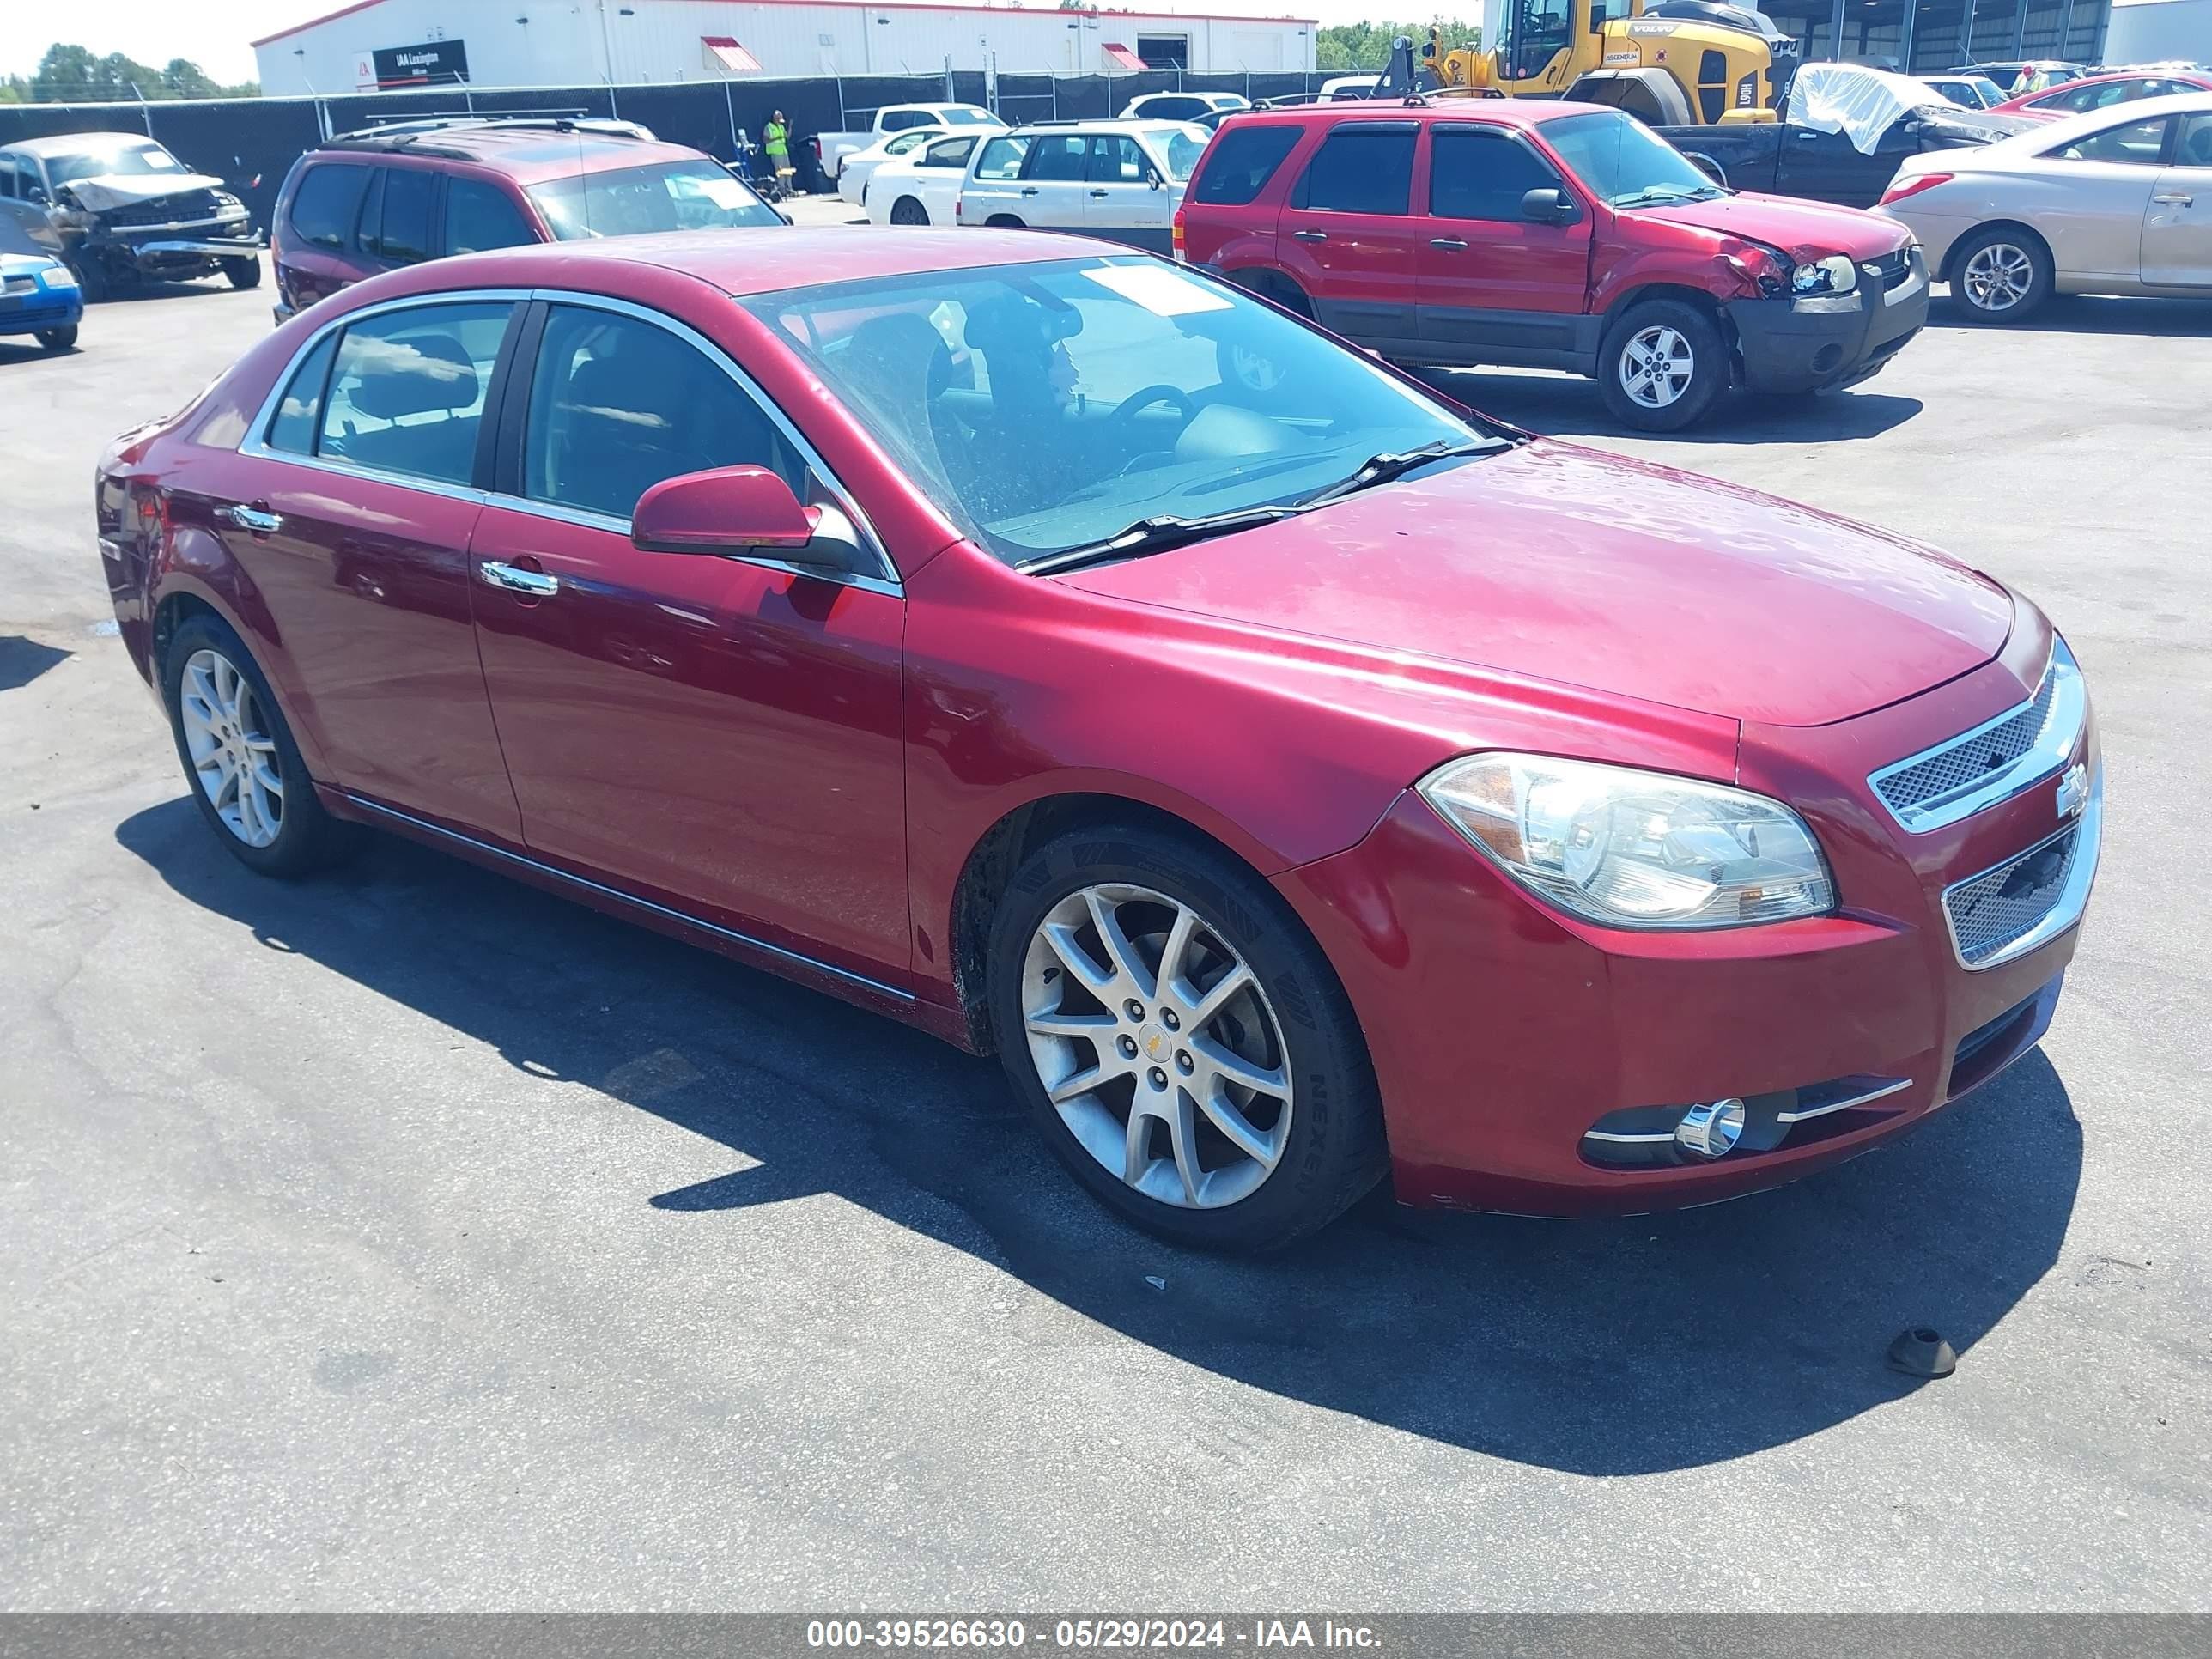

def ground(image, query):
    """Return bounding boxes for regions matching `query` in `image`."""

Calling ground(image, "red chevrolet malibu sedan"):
[95,229,2100,1250]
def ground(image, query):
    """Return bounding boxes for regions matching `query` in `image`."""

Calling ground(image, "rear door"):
[465,297,910,977]
[959,134,1033,224]
[188,295,523,838]
[906,132,981,224]
[1082,133,1171,252]
[1007,132,1098,228]
[1179,122,1301,268]
[1275,119,1422,348]
[1416,121,1593,368]
[2142,111,2212,287]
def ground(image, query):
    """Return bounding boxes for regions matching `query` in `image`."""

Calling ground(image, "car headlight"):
[1418,753,1835,931]
[40,264,78,289]
[1791,253,1858,295]
[214,191,245,216]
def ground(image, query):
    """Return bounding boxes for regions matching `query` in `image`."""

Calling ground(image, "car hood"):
[1628,192,1911,260]
[1054,442,2014,728]
[58,172,225,213]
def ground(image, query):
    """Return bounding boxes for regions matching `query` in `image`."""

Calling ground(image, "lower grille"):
[100,190,222,229]
[1944,824,2081,967]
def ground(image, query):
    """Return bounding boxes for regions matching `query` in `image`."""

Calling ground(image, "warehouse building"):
[252,0,1320,96]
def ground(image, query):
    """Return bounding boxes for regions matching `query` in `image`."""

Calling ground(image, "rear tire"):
[987,823,1387,1251]
[35,325,77,350]
[164,611,358,878]
[1598,297,1726,431]
[1948,227,2051,324]
[222,257,264,290]
[889,197,929,226]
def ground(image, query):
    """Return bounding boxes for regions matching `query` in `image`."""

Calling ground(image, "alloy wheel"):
[1962,242,2034,313]
[1020,883,1292,1210]
[178,647,283,848]
[1619,325,1695,409]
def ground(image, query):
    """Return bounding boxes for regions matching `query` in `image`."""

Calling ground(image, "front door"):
[1773,121,1917,209]
[183,296,521,840]
[1276,120,1422,346]
[1083,133,1173,253]
[1416,123,1593,368]
[465,298,910,979]
[2142,112,2212,286]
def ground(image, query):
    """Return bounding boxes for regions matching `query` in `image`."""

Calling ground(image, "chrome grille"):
[99,190,222,229]
[1944,826,2080,967]
[1,276,34,295]
[1875,672,2059,817]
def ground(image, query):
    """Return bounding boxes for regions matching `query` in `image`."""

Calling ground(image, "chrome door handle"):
[2153,191,2194,204]
[216,503,283,533]
[478,561,559,598]
[1291,229,1328,243]
[1020,186,1040,197]
[1088,188,1109,198]
[1430,236,1468,251]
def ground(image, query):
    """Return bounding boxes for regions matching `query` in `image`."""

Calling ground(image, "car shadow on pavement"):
[0,635,71,690]
[1925,292,2212,337]
[1417,368,1926,445]
[117,796,2082,1478]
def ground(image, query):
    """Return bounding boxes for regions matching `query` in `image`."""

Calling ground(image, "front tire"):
[68,258,109,304]
[1948,227,2051,323]
[1598,298,1725,431]
[35,325,77,350]
[165,612,356,878]
[988,824,1386,1251]
[889,196,929,226]
[222,256,264,290]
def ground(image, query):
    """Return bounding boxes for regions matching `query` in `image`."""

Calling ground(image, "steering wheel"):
[1108,383,1199,476]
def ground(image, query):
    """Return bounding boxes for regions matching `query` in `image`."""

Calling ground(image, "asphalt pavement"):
[2,256,2207,1612]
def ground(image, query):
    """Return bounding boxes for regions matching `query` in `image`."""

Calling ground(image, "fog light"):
[1675,1097,1746,1159]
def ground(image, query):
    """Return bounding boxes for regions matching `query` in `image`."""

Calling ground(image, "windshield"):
[745,258,1486,567]
[529,161,781,239]
[1149,126,1211,181]
[49,141,189,185]
[1540,111,1722,204]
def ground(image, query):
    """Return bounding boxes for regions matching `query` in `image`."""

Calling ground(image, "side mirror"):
[26,185,48,204]
[631,465,861,574]
[1520,186,1578,225]
[1146,167,1164,190]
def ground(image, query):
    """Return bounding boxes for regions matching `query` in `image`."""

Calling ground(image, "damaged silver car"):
[0,132,263,301]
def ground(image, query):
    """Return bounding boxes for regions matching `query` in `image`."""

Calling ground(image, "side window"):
[975,137,1030,180]
[2049,117,2172,166]
[0,158,16,199]
[265,332,339,454]
[888,131,930,156]
[1295,125,1417,215]
[442,177,537,255]
[2177,112,2212,168]
[374,167,436,264]
[1189,125,1300,205]
[319,301,513,485]
[522,305,803,523]
[1024,136,1093,182]
[920,136,979,170]
[1429,126,1564,221]
[288,163,371,252]
[1087,136,1146,184]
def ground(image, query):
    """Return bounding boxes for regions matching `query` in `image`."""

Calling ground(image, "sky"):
[5,0,1418,89]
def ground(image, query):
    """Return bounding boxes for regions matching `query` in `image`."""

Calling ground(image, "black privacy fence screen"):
[0,69,1342,228]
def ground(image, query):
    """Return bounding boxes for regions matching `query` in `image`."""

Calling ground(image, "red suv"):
[1178,100,1929,430]
[270,117,783,323]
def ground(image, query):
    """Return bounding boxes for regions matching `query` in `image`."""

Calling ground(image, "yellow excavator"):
[1420,0,1801,126]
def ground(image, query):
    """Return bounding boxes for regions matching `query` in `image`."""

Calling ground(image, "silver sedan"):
[1876,90,2212,321]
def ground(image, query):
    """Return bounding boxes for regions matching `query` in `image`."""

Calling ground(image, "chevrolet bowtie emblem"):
[2056,761,2089,823]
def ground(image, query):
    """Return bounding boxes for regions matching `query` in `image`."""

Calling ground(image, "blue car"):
[0,210,83,351]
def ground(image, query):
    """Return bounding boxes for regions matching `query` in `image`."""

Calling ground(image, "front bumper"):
[76,217,264,273]
[1728,246,1930,395]
[0,290,85,334]
[1277,631,2099,1217]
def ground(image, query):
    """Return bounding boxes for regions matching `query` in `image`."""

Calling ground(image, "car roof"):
[3,131,173,159]
[309,123,704,184]
[380,226,1109,301]
[1252,96,1597,131]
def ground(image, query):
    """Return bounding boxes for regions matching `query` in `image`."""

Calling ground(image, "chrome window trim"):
[234,284,903,595]
[343,794,915,1002]
[515,287,902,592]
[1867,638,2087,834]
[1941,763,2104,972]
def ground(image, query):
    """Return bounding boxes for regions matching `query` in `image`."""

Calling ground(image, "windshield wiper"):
[1298,439,1499,509]
[1016,506,1305,577]
[1613,183,1725,207]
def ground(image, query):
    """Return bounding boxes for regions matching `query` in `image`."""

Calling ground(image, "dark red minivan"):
[270,117,783,323]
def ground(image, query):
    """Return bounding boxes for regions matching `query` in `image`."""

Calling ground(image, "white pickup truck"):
[811,103,1003,183]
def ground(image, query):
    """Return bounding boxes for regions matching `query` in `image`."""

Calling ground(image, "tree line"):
[2,43,260,105]
[1317,20,1483,73]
